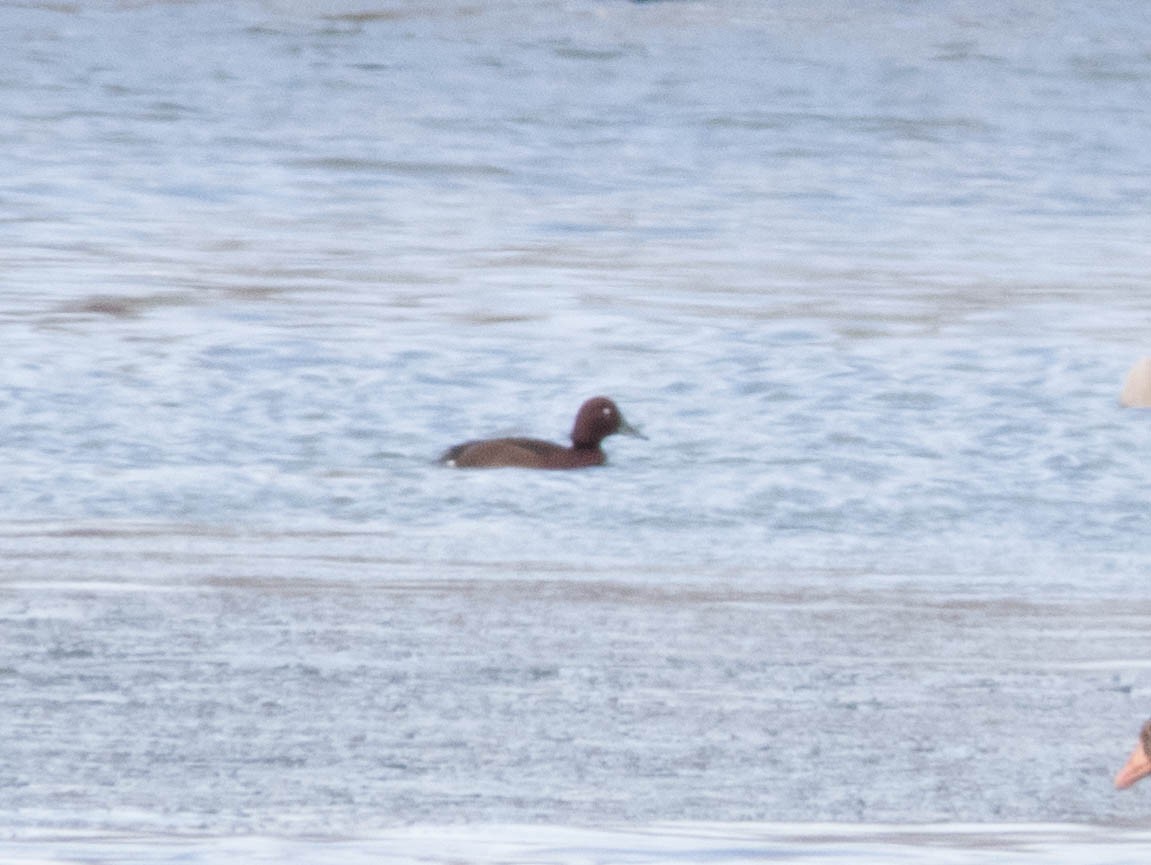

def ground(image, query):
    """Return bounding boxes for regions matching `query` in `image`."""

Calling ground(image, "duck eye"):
[603,407,611,416]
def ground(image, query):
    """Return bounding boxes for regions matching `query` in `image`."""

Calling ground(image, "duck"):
[1114,719,1151,789]
[440,396,643,469]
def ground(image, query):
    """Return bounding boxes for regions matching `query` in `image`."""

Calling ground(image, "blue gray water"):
[4,1,1151,862]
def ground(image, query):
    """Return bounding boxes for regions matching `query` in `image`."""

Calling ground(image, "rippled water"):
[4,0,1151,862]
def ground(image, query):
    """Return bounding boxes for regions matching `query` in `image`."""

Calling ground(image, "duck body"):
[441,437,607,469]
[440,396,642,470]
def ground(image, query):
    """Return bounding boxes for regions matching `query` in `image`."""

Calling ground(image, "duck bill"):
[1115,742,1151,790]
[619,417,647,440]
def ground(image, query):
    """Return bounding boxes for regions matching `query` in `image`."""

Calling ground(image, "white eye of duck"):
[603,407,611,416]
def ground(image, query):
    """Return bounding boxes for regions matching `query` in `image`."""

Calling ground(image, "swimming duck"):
[441,396,643,469]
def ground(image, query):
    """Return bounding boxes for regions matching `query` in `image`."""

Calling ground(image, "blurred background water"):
[3,1,1151,862]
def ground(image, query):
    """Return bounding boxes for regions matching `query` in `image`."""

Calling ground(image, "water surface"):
[3,0,1151,861]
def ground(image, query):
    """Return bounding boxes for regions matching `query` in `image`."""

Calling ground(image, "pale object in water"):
[1119,357,1151,407]
[1114,718,1151,789]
